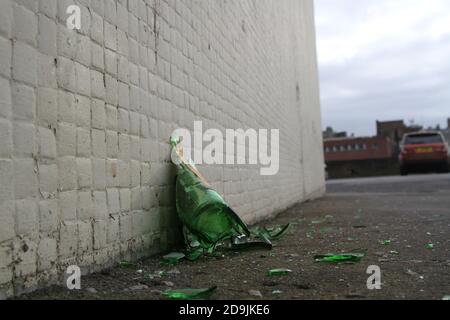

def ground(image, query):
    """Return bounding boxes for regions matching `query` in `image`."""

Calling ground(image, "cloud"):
[315,0,450,136]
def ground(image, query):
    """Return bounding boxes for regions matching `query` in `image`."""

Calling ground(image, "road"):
[18,174,450,300]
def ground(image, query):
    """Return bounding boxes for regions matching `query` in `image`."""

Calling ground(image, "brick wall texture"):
[0,0,325,297]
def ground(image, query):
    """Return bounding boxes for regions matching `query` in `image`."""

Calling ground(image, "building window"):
[340,145,345,152]
[355,144,360,151]
[372,143,379,150]
[362,144,367,150]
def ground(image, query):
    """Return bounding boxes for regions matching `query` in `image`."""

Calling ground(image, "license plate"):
[416,147,433,153]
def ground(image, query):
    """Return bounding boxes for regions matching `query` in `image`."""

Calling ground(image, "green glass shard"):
[186,247,204,261]
[268,268,292,276]
[442,295,450,300]
[118,261,137,268]
[231,236,272,251]
[163,287,217,300]
[161,252,186,265]
[426,243,434,249]
[379,240,391,245]
[314,252,366,263]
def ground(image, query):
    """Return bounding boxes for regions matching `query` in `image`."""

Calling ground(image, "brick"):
[58,157,77,191]
[92,99,106,129]
[14,159,38,199]
[106,188,120,214]
[13,3,38,46]
[37,238,57,271]
[12,42,37,86]
[106,105,118,131]
[13,239,37,278]
[91,42,104,70]
[57,56,76,92]
[93,191,108,220]
[39,0,57,18]
[15,199,38,236]
[93,220,107,250]
[90,69,105,99]
[0,245,13,285]
[0,37,12,77]
[0,0,12,37]
[118,108,129,134]
[13,122,35,158]
[75,62,91,96]
[91,12,103,44]
[92,159,106,190]
[104,20,117,51]
[105,49,117,76]
[78,220,92,254]
[0,160,15,242]
[59,221,78,259]
[75,95,91,128]
[76,128,91,158]
[0,78,12,119]
[0,119,13,158]
[57,123,76,157]
[59,191,77,221]
[76,35,91,67]
[77,191,93,220]
[105,74,118,105]
[12,83,35,121]
[106,130,118,158]
[38,14,57,56]
[77,158,92,188]
[37,53,57,88]
[106,159,119,187]
[92,129,106,158]
[37,88,57,128]
[38,127,56,159]
[119,188,131,212]
[38,164,58,196]
[39,200,58,233]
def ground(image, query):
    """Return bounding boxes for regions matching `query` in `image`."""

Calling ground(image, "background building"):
[0,0,324,296]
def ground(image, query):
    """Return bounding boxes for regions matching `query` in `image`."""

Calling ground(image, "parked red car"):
[399,132,450,175]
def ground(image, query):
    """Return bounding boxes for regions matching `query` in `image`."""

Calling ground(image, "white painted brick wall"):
[0,0,325,297]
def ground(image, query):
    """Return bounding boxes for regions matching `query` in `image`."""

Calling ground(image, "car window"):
[404,134,443,145]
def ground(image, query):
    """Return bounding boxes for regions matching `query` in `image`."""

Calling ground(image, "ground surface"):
[18,174,450,300]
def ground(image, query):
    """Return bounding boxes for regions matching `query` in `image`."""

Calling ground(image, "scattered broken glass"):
[379,240,391,245]
[314,252,366,263]
[161,252,186,265]
[118,261,137,268]
[163,287,217,300]
[268,268,292,276]
[426,243,434,249]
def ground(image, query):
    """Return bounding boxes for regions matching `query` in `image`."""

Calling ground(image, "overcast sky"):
[314,0,450,136]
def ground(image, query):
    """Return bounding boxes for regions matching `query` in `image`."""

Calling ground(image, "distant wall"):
[326,159,399,180]
[0,0,324,297]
